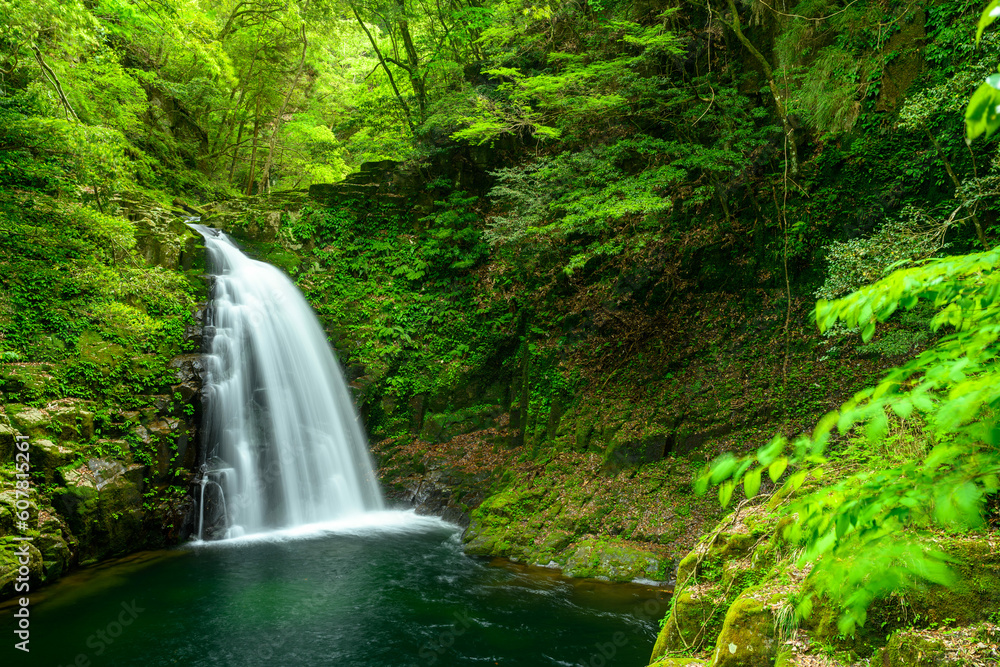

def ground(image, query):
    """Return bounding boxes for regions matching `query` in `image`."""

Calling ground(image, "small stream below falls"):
[1,513,666,666]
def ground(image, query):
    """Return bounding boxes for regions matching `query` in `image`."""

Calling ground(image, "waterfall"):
[192,224,383,540]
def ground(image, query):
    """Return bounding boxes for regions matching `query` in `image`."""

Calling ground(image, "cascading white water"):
[193,224,383,539]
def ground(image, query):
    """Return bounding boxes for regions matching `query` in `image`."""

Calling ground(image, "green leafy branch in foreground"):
[694,3,1000,634]
[697,247,1000,633]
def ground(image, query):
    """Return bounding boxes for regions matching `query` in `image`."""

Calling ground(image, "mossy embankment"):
[0,190,208,597]
[647,497,999,666]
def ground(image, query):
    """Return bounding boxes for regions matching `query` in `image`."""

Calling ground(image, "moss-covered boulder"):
[463,513,529,558]
[47,401,95,440]
[0,538,43,599]
[419,405,503,443]
[676,532,761,586]
[879,631,946,666]
[534,529,575,562]
[1,362,61,400]
[30,439,78,482]
[6,405,53,439]
[118,192,203,269]
[36,531,72,582]
[562,536,666,582]
[651,588,726,659]
[54,460,145,565]
[799,533,1000,654]
[649,658,709,667]
[78,330,128,376]
[708,588,778,667]
[907,536,1000,625]
[649,504,786,664]
[879,623,1000,665]
[0,490,38,531]
[4,400,95,446]
[0,423,19,462]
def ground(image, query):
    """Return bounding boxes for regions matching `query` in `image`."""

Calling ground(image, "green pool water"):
[1,512,669,667]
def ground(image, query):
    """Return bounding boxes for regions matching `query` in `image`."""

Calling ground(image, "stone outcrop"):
[115,192,203,270]
[646,501,1000,666]
[0,301,205,600]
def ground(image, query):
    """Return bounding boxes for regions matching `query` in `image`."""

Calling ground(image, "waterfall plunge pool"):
[1,511,668,666]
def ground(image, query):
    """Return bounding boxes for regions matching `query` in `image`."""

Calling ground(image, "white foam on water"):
[186,510,457,547]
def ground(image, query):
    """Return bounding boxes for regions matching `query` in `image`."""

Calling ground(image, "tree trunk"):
[258,25,308,194]
[31,44,78,121]
[350,2,415,132]
[722,0,799,175]
[228,120,247,184]
[924,128,987,248]
[245,94,263,195]
[395,3,427,122]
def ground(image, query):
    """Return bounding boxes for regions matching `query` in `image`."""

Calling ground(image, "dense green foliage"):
[287,196,504,403]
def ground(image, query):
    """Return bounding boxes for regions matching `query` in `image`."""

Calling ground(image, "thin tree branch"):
[31,44,78,121]
[349,2,415,132]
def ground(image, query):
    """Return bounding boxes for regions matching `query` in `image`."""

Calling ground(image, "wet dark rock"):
[608,435,668,468]
[385,465,492,529]
[168,354,206,385]
[419,405,503,444]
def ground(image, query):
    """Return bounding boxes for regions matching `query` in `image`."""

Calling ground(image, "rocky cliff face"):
[0,195,207,599]
[0,339,205,598]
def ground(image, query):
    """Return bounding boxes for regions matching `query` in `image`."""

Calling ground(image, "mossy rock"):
[1,363,60,399]
[878,630,947,666]
[419,405,502,443]
[474,485,544,520]
[805,534,1000,650]
[258,246,301,274]
[6,402,93,443]
[6,405,53,439]
[649,658,709,667]
[562,536,665,582]
[575,412,596,451]
[78,330,127,373]
[534,529,575,561]
[677,532,759,586]
[47,402,95,440]
[0,538,43,599]
[29,439,79,482]
[650,588,725,658]
[0,490,38,531]
[462,516,515,557]
[53,460,145,565]
[708,588,778,667]
[0,423,19,462]
[23,335,67,361]
[36,532,71,582]
[907,536,1000,625]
